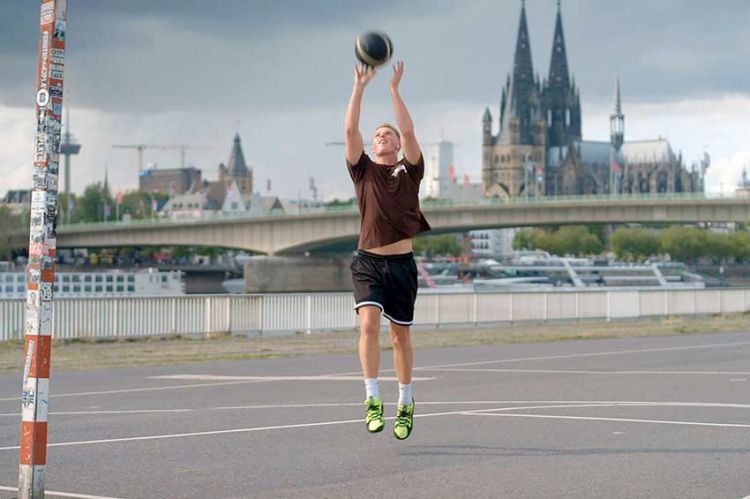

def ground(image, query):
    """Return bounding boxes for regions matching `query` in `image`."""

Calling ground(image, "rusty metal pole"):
[18,1,67,497]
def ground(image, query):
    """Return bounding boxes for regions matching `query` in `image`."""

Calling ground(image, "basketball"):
[355,31,393,67]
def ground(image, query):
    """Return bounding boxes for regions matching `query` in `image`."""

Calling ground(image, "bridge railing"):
[1,287,748,341]
[54,191,740,230]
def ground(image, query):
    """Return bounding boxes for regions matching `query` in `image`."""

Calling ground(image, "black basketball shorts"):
[350,249,418,326]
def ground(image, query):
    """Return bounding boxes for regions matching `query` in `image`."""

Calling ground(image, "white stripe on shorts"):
[353,301,384,312]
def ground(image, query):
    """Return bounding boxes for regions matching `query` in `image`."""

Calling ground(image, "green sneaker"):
[364,396,384,433]
[393,399,414,440]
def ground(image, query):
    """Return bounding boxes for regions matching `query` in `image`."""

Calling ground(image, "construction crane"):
[112,143,211,173]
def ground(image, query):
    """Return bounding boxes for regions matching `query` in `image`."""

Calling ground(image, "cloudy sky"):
[1,0,749,201]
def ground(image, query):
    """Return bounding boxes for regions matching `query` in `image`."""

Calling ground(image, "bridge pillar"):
[244,255,354,293]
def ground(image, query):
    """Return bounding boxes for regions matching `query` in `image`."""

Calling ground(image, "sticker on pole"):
[36,89,50,107]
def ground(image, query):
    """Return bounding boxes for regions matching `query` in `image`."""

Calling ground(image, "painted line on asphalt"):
[0,379,274,402]
[0,408,534,451]
[0,340,745,402]
[0,485,123,498]
[413,340,750,371]
[423,367,750,375]
[463,411,750,429]
[4,399,750,418]
[1,401,749,451]
[149,374,435,381]
[0,409,192,417]
[0,374,434,403]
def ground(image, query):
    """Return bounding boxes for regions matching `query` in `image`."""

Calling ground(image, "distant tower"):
[422,140,454,198]
[609,78,625,152]
[482,1,546,198]
[541,0,581,148]
[219,132,253,195]
[482,107,492,146]
[609,78,625,193]
[59,108,81,198]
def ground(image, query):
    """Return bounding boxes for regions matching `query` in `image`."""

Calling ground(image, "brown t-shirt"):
[347,152,431,250]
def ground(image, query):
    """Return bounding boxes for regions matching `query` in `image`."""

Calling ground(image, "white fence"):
[1,288,749,341]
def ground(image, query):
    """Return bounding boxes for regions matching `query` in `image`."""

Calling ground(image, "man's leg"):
[358,305,384,433]
[389,323,412,386]
[358,305,382,379]
[390,322,415,440]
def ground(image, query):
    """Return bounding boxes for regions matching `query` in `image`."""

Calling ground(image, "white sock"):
[365,378,379,399]
[398,383,412,405]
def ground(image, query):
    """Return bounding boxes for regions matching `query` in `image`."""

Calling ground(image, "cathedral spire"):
[610,77,625,151]
[498,1,539,144]
[513,1,535,88]
[614,77,622,115]
[548,0,569,88]
[541,0,581,148]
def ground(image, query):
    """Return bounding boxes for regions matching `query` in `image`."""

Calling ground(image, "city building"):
[218,133,253,196]
[421,140,453,198]
[138,166,202,195]
[482,2,707,199]
[470,228,519,258]
[1,190,31,215]
[221,179,284,216]
[420,140,484,201]
[205,132,254,208]
[161,191,220,219]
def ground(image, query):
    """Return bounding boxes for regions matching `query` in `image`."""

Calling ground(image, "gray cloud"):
[2,0,749,113]
[2,0,749,200]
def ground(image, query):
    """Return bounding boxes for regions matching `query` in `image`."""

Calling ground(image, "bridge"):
[9,193,750,255]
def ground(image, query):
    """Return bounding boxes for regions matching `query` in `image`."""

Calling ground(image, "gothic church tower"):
[541,0,581,148]
[482,1,546,199]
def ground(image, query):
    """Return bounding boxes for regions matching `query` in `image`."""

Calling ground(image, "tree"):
[512,229,535,251]
[512,226,603,256]
[553,226,603,256]
[413,234,463,257]
[611,227,660,261]
[730,231,750,262]
[660,226,707,263]
[120,191,159,220]
[705,231,733,264]
[72,182,113,223]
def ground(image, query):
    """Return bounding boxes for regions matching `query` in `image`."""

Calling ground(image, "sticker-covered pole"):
[18,1,67,497]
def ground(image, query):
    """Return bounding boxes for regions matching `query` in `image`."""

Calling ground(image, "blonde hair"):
[373,123,401,140]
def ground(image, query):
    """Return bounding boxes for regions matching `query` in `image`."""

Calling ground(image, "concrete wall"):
[243,256,353,293]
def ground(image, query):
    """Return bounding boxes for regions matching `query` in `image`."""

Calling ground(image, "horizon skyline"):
[1,0,749,200]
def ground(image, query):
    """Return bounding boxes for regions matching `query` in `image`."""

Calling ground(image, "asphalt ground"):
[0,331,749,498]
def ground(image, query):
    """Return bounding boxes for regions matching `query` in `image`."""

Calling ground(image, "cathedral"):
[482,1,707,199]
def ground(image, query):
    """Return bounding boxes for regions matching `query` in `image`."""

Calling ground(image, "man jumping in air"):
[344,61,431,440]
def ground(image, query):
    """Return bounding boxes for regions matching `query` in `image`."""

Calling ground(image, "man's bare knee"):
[358,306,382,336]
[389,324,411,347]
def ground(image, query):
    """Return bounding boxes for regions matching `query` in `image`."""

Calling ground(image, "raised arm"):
[389,61,420,165]
[345,65,376,165]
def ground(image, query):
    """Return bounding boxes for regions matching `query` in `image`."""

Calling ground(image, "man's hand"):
[354,64,376,89]
[390,60,404,92]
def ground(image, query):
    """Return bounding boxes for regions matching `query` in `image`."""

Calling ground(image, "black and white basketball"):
[355,31,393,67]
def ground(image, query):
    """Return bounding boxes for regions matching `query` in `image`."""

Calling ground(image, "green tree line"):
[60,183,168,224]
[513,225,750,263]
